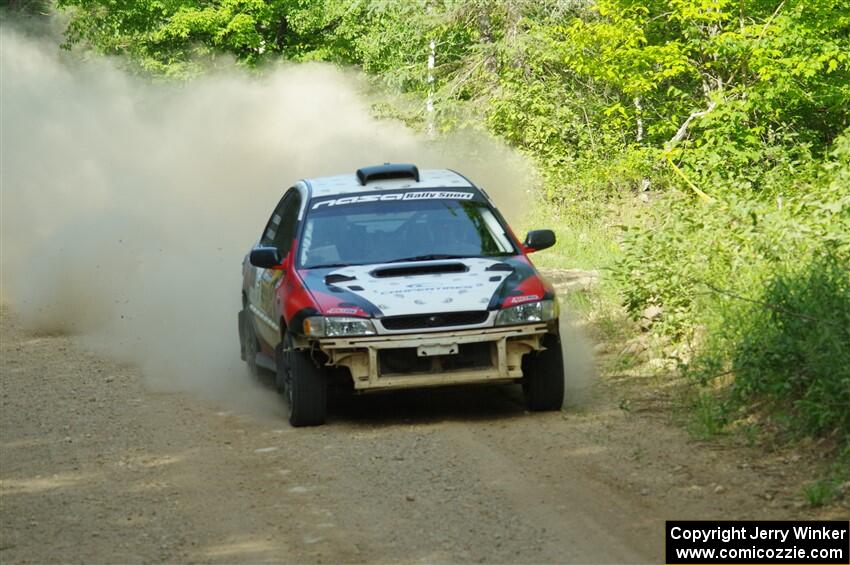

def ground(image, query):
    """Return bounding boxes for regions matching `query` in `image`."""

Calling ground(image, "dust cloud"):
[1,24,591,416]
[558,316,597,408]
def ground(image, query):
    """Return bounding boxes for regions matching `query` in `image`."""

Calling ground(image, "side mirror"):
[249,246,283,269]
[523,229,556,252]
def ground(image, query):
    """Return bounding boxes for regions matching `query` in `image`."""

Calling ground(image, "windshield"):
[299,198,517,268]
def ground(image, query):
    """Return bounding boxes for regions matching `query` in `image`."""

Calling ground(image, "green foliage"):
[728,253,850,437]
[55,0,850,204]
[617,131,850,332]
[616,131,850,444]
[57,0,369,75]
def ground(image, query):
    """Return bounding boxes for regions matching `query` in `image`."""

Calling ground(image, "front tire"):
[522,333,565,411]
[279,333,327,427]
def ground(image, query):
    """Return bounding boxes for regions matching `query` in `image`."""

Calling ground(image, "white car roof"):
[305,169,474,198]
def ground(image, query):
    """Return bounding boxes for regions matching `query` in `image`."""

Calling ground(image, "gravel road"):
[0,305,816,564]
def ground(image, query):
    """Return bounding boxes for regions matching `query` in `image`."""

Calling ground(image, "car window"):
[260,189,301,255]
[299,198,516,268]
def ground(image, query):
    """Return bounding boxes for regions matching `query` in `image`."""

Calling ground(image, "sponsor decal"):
[326,307,363,316]
[312,191,475,209]
[379,284,475,296]
[506,294,540,305]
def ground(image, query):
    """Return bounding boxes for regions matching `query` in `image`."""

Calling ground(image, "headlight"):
[495,299,558,326]
[303,316,376,337]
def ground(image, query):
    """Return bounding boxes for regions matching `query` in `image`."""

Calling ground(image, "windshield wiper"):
[386,254,471,263]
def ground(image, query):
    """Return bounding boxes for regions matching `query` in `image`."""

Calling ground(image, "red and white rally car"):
[239,164,564,426]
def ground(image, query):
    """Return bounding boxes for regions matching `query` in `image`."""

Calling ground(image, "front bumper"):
[316,323,550,391]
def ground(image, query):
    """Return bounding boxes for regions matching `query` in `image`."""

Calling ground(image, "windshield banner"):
[310,190,479,210]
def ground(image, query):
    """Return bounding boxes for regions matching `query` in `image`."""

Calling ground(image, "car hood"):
[298,255,553,319]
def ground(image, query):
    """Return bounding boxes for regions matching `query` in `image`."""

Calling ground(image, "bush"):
[729,252,850,437]
[613,130,850,445]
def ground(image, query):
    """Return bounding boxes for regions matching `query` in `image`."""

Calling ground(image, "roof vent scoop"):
[356,163,420,186]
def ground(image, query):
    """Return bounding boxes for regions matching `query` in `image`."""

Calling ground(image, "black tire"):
[241,310,259,376]
[279,333,327,427]
[238,309,247,361]
[522,333,565,411]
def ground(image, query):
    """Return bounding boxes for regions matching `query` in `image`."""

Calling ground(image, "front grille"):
[380,310,489,331]
[378,342,493,375]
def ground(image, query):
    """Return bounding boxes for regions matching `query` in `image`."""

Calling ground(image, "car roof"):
[304,168,475,198]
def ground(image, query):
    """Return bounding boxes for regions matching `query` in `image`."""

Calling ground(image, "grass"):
[518,199,628,271]
[520,197,654,378]
[801,451,850,507]
[802,479,839,508]
[687,393,729,440]
[520,196,638,346]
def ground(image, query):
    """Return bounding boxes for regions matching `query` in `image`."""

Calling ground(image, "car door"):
[253,188,302,349]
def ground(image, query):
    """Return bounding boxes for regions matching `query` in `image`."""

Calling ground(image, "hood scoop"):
[485,262,513,272]
[372,262,468,278]
[325,273,357,285]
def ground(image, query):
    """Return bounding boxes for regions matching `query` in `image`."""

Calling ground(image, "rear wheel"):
[278,332,327,427]
[238,309,247,361]
[522,334,565,411]
[241,309,259,376]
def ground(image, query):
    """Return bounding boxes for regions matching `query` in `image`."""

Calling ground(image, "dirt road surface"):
[0,304,826,564]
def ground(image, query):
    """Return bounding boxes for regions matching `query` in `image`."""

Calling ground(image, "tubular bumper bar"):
[317,323,549,391]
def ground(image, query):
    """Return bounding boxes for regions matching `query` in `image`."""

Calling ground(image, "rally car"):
[238,163,564,426]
